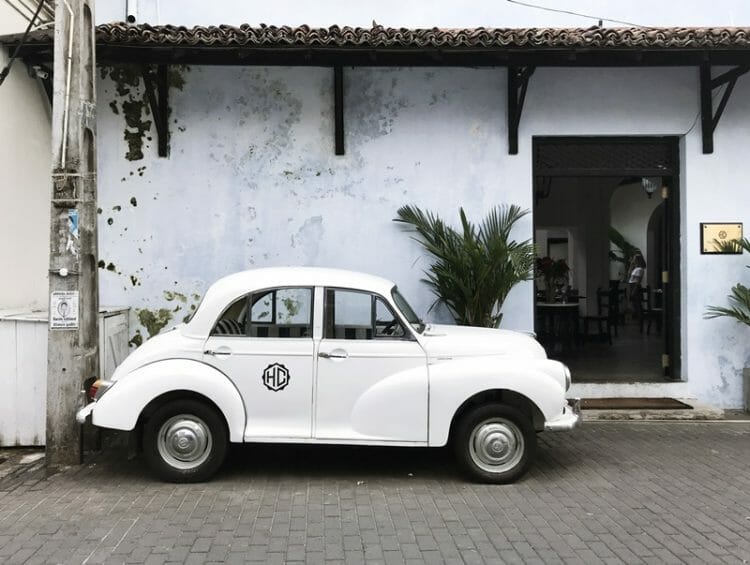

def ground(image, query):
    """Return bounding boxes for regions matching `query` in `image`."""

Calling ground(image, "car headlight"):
[563,364,571,391]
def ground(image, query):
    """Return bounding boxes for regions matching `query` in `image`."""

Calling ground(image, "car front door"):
[315,288,428,443]
[202,287,315,439]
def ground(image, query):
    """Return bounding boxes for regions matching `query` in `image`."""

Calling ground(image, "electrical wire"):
[0,0,46,88]
[2,0,53,23]
[682,83,727,137]
[505,0,644,27]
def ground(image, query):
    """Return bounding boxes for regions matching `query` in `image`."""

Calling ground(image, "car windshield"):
[391,287,425,334]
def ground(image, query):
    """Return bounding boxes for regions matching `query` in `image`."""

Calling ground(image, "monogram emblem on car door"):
[262,363,290,391]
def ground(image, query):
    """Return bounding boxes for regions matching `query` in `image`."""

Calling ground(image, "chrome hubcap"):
[468,418,524,473]
[157,415,212,470]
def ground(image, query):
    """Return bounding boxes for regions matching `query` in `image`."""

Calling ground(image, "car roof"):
[185,267,398,337]
[211,266,395,296]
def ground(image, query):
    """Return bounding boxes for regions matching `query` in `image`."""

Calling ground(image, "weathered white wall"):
[101,0,750,27]
[96,63,750,408]
[97,66,521,338]
[682,78,750,409]
[0,7,51,310]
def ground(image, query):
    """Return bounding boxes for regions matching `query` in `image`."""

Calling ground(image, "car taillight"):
[85,378,101,403]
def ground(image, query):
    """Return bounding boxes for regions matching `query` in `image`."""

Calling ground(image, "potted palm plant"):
[704,237,750,412]
[394,204,535,328]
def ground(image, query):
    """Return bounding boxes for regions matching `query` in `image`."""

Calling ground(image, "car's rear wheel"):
[453,403,536,483]
[143,399,227,482]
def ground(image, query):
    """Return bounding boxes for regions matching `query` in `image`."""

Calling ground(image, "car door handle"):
[204,348,232,356]
[319,351,348,359]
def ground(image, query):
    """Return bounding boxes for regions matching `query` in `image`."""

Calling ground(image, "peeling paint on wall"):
[101,64,189,162]
[167,66,189,91]
[122,99,152,161]
[164,290,188,303]
[137,308,173,337]
[291,216,324,263]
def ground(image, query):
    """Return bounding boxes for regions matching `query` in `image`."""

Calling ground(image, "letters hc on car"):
[77,267,580,483]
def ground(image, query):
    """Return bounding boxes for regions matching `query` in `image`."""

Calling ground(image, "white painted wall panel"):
[0,322,19,445]
[0,309,129,446]
[16,321,47,446]
[0,320,46,446]
[0,6,52,310]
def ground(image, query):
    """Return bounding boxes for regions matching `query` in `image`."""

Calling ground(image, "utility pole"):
[47,0,98,471]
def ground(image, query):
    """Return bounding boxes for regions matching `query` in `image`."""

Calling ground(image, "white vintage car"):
[77,267,579,483]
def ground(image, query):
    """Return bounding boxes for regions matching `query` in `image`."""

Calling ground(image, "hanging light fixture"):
[641,177,660,199]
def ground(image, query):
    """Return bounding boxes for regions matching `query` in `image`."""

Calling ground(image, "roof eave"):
[5,23,750,67]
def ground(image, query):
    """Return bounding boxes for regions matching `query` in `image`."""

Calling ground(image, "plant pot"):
[744,367,750,413]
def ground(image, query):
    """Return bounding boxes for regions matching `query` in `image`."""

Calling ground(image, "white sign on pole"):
[50,291,79,329]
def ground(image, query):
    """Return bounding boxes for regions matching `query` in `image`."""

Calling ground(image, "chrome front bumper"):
[544,398,581,432]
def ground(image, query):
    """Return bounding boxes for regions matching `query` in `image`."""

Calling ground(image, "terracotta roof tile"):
[92,23,750,50]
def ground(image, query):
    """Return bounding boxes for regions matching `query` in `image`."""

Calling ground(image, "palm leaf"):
[395,204,534,327]
[705,239,750,326]
[713,237,750,255]
[609,227,641,267]
[705,283,750,325]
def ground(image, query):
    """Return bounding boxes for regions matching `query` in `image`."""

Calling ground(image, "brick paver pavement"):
[1,422,749,564]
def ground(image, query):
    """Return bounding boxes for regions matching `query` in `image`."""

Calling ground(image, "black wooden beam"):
[700,63,750,154]
[507,66,535,155]
[334,66,344,155]
[157,65,168,157]
[141,64,170,157]
[699,63,714,154]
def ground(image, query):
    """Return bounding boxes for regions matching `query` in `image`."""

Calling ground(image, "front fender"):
[428,357,566,446]
[91,359,246,442]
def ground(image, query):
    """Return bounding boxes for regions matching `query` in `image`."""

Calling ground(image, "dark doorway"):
[532,137,681,382]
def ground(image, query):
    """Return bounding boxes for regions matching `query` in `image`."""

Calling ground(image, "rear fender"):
[428,357,565,446]
[91,359,246,442]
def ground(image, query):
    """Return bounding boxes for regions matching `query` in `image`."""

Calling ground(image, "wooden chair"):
[583,287,618,345]
[639,286,663,334]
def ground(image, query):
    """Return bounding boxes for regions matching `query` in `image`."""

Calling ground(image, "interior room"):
[534,175,668,383]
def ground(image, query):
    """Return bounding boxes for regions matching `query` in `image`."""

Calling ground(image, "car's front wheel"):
[453,403,536,483]
[143,399,228,482]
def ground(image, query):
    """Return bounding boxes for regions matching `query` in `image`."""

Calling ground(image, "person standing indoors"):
[627,253,646,321]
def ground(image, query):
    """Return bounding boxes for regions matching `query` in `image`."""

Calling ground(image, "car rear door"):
[202,287,315,439]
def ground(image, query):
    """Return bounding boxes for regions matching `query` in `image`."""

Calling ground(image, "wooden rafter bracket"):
[141,64,170,157]
[334,66,344,155]
[507,66,535,155]
[700,63,750,154]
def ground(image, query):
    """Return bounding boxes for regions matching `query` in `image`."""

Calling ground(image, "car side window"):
[211,295,247,336]
[248,288,312,338]
[324,289,406,340]
[211,287,312,338]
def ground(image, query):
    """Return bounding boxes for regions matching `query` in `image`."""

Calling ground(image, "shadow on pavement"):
[73,431,586,485]
[221,443,460,482]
